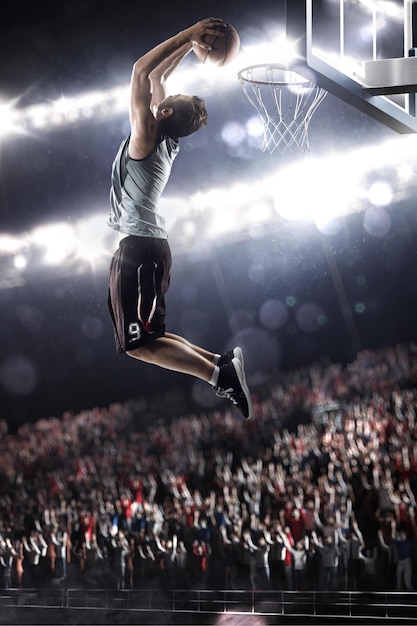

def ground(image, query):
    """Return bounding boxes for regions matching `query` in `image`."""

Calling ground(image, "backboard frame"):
[285,0,417,133]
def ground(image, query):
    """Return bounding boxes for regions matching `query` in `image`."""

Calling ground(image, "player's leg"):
[164,332,216,362]
[164,332,244,367]
[127,336,252,419]
[108,237,252,417]
[126,336,215,382]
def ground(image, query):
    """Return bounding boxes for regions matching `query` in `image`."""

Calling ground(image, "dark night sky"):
[1,0,417,431]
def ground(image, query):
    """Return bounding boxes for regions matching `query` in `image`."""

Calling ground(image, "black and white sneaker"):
[215,357,253,419]
[218,346,244,368]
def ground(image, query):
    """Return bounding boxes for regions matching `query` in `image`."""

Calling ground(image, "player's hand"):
[185,17,227,51]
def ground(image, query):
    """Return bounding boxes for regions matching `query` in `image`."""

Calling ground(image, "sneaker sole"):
[232,357,253,419]
[233,347,244,370]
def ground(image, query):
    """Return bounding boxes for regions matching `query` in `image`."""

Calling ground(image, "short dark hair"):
[161,96,208,139]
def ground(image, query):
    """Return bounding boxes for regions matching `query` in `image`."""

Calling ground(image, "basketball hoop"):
[238,64,327,155]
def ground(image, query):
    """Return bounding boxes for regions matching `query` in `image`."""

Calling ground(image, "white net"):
[238,64,327,155]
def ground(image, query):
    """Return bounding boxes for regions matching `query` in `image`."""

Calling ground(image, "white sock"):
[213,353,221,365]
[209,365,220,387]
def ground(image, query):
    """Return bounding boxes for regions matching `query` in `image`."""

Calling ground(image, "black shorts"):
[108,235,172,353]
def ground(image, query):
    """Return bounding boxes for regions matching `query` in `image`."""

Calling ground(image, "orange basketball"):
[193,22,240,67]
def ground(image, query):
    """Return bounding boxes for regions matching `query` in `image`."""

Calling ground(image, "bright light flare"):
[368,180,393,206]
[397,163,414,183]
[2,85,130,139]
[159,196,190,231]
[272,159,323,221]
[13,254,27,270]
[0,135,416,285]
[0,100,24,138]
[209,207,237,237]
[358,0,405,21]
[239,37,298,70]
[0,233,25,255]
[31,223,77,265]
[75,214,111,263]
[271,137,413,225]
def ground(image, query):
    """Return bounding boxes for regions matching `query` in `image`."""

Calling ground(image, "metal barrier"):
[1,588,417,620]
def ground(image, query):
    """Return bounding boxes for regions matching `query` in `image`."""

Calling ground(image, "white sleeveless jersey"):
[108,134,179,238]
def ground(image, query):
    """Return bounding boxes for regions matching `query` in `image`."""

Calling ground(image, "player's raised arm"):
[149,43,191,109]
[128,18,226,158]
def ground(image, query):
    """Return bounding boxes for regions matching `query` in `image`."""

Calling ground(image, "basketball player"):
[107,18,253,419]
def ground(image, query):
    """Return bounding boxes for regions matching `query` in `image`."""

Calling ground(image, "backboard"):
[285,0,417,133]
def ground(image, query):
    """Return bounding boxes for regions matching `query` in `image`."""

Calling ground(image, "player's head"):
[156,94,208,139]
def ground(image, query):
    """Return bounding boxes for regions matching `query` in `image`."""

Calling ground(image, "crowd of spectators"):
[1,341,417,594]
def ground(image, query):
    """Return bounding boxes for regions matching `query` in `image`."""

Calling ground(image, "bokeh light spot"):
[259,299,288,330]
[363,206,391,237]
[296,302,324,333]
[368,181,393,207]
[221,121,246,148]
[0,354,39,396]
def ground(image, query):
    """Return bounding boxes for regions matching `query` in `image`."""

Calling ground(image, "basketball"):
[194,22,240,67]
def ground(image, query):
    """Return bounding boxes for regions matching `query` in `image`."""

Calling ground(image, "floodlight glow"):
[53,96,75,116]
[209,208,237,237]
[221,121,246,148]
[239,38,298,69]
[272,159,323,221]
[31,223,77,265]
[0,131,417,286]
[313,48,362,77]
[166,66,202,94]
[357,0,377,12]
[0,234,25,255]
[76,214,111,263]
[165,54,247,97]
[272,145,386,223]
[181,220,197,238]
[245,115,264,138]
[194,187,227,210]
[359,0,404,22]
[26,103,51,129]
[311,155,362,221]
[0,37,305,141]
[377,1,405,20]
[227,182,254,207]
[0,101,22,138]
[1,85,130,140]
[159,197,189,231]
[397,163,413,182]
[247,201,273,224]
[13,254,27,270]
[368,180,393,206]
